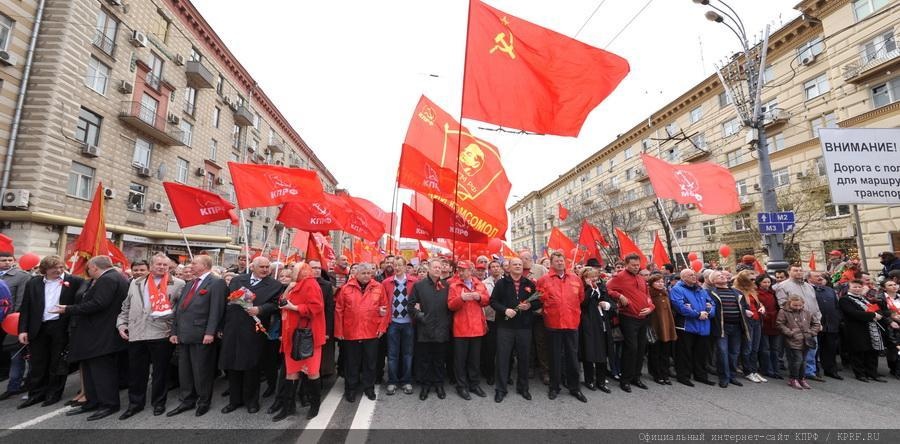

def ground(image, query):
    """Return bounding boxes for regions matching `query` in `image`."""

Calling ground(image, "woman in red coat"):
[272,263,324,421]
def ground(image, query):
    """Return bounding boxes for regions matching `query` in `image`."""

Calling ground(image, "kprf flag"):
[277,194,350,234]
[349,196,390,236]
[558,203,569,221]
[463,0,629,137]
[652,232,671,269]
[336,195,386,242]
[400,204,433,241]
[547,227,577,262]
[397,146,458,200]
[432,199,489,244]
[106,240,130,270]
[163,182,237,228]
[640,154,740,215]
[228,162,324,209]
[71,183,109,276]
[614,227,647,269]
[401,95,510,239]
[577,219,608,260]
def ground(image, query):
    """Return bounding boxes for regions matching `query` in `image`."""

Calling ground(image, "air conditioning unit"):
[130,31,148,48]
[1,189,29,209]
[215,177,225,185]
[801,53,817,66]
[174,54,185,66]
[81,143,99,157]
[249,210,258,217]
[150,201,164,212]
[137,166,151,177]
[118,80,133,94]
[103,187,116,199]
[685,203,696,210]
[195,167,206,177]
[705,235,717,242]
[265,216,272,223]
[0,50,18,67]
[167,113,180,124]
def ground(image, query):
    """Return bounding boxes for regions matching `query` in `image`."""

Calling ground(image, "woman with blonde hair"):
[733,270,766,383]
[271,262,324,421]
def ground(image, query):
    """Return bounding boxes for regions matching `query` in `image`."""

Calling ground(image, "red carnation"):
[62,281,70,288]
[199,289,208,295]
[525,287,532,293]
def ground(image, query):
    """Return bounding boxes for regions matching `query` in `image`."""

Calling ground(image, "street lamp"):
[694,0,788,272]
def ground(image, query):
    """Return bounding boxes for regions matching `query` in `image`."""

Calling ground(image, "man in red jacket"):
[606,253,655,393]
[334,263,389,403]
[447,261,490,400]
[537,252,587,402]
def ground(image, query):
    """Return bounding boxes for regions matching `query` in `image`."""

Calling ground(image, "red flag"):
[417,241,430,261]
[0,233,13,252]
[400,204,433,241]
[313,233,335,266]
[614,227,647,269]
[547,227,577,262]
[558,203,569,221]
[577,219,608,262]
[71,183,109,275]
[332,195,385,242]
[401,95,510,239]
[640,154,740,215]
[652,232,670,269]
[808,251,817,271]
[501,242,517,259]
[277,194,350,234]
[305,232,323,263]
[163,182,236,229]
[291,229,310,253]
[397,146,458,199]
[463,0,629,137]
[753,258,766,275]
[106,240,130,269]
[432,199,489,244]
[228,162,324,209]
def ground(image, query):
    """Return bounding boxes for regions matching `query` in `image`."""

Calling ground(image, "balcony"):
[118,101,185,146]
[681,147,711,162]
[762,108,790,128]
[843,47,900,84]
[91,30,116,56]
[185,60,216,89]
[671,210,689,222]
[234,106,254,127]
[739,194,755,208]
[634,167,650,182]
[267,139,285,153]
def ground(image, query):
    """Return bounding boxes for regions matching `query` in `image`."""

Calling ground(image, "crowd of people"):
[0,247,899,424]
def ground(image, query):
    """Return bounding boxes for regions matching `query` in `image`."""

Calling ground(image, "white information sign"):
[819,128,900,205]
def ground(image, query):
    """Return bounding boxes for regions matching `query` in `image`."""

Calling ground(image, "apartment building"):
[0,0,337,265]
[510,0,899,271]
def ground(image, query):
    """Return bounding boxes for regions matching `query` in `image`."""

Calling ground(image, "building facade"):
[0,0,337,266]
[510,0,899,271]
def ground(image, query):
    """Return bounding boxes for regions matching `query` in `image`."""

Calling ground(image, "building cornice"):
[794,0,852,19]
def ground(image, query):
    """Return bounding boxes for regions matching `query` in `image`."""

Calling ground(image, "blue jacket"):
[668,280,715,336]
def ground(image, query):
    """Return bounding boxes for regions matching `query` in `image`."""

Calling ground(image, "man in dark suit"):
[52,255,128,421]
[16,255,83,408]
[219,256,281,414]
[167,254,225,417]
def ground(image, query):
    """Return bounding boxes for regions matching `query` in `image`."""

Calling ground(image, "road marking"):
[297,380,345,444]
[346,386,378,444]
[7,406,69,430]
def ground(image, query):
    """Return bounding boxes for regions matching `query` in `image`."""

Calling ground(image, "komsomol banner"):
[228,162,324,209]
[400,95,510,239]
[163,182,237,228]
[432,199,489,244]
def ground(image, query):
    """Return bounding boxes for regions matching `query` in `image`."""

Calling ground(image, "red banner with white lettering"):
[163,182,237,229]
[228,162,324,209]
[640,154,740,215]
[277,194,350,234]
[400,204,432,241]
[432,199,489,244]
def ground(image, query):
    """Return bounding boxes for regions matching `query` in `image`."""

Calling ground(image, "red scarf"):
[886,294,900,314]
[148,274,173,317]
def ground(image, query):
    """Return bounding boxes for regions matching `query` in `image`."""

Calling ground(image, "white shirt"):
[43,276,64,321]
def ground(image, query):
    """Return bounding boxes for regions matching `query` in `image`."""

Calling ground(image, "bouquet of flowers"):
[228,287,266,333]
[506,290,542,320]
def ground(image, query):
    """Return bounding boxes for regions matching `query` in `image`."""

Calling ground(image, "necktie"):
[181,279,201,309]
[250,278,259,286]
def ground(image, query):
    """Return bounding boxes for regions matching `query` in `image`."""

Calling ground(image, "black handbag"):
[291,318,314,361]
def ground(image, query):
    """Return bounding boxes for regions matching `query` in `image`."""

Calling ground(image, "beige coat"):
[117,275,185,341]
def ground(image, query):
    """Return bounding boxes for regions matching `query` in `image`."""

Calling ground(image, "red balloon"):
[1,312,19,336]
[18,253,39,271]
[719,245,732,258]
[687,252,698,262]
[690,259,703,272]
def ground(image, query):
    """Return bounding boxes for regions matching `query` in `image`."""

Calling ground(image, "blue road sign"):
[757,213,770,223]
[773,211,795,223]
[759,223,784,234]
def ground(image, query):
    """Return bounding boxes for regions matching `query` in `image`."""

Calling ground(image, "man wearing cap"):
[826,250,846,278]
[879,252,900,280]
[447,260,490,400]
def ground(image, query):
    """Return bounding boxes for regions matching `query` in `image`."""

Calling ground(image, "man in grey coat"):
[166,254,225,418]
[0,251,31,400]
[117,253,185,419]
[775,265,821,380]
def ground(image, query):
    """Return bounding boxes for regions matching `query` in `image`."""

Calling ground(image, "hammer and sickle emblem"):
[490,32,516,59]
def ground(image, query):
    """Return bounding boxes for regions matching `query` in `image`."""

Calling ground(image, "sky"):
[192,0,800,215]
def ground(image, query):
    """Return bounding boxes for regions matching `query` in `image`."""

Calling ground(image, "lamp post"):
[694,0,787,271]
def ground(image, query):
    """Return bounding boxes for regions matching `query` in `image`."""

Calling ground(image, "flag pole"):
[656,198,688,267]
[273,228,286,278]
[389,175,400,255]
[238,209,251,274]
[450,0,475,263]
[180,229,195,261]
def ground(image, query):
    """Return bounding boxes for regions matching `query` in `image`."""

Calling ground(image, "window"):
[773,167,790,187]
[689,106,703,124]
[640,139,652,150]
[624,189,636,202]
[733,213,751,231]
[232,124,241,148]
[206,171,216,190]
[253,112,261,130]
[664,148,677,162]
[139,93,159,125]
[702,220,716,236]
[190,46,202,62]
[871,77,900,108]
[762,65,774,85]
[180,120,193,146]
[736,178,748,196]
[691,133,707,149]
[761,99,778,114]
[674,225,688,240]
[854,0,889,20]
[150,11,169,42]
[811,112,839,137]
[147,53,164,89]
[722,117,741,137]
[92,9,117,56]
[176,157,189,183]
[216,74,225,95]
[725,150,747,167]
[804,73,830,100]
[212,107,221,128]
[797,37,824,61]
[209,139,218,160]
[183,87,196,116]
[85,57,110,94]
[861,29,896,64]
[825,202,851,218]
[609,157,616,169]
[127,183,147,212]
[610,175,620,187]
[718,91,733,108]
[624,147,634,159]
[230,151,240,163]
[766,133,785,153]
[0,13,12,51]
[815,157,827,176]
[132,138,152,168]
[75,108,102,146]
[67,162,95,199]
